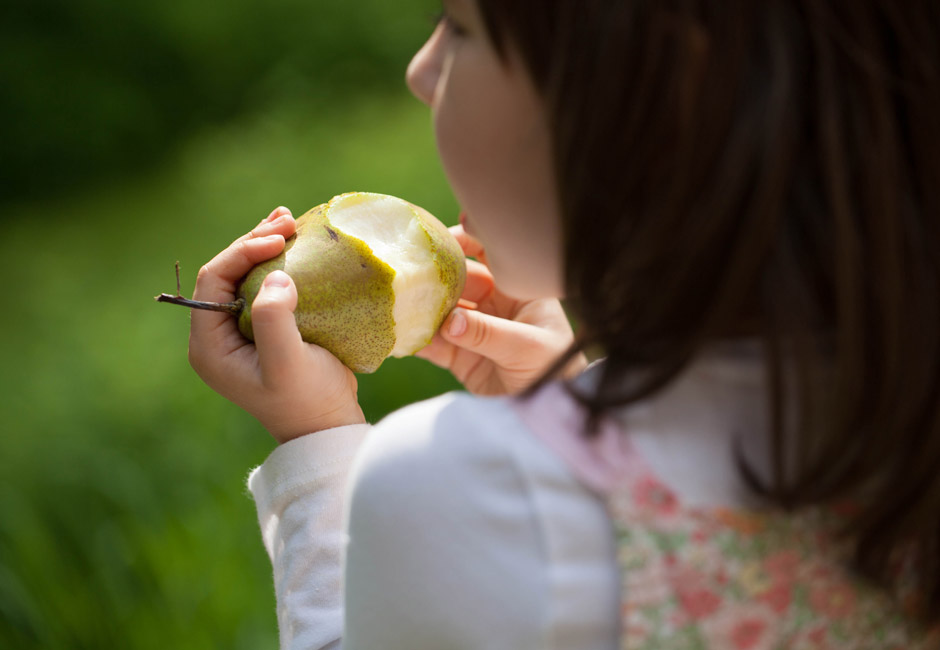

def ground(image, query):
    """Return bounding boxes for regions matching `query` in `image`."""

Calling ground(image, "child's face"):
[407,0,564,299]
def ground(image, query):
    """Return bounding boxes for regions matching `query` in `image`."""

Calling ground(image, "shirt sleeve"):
[248,423,371,650]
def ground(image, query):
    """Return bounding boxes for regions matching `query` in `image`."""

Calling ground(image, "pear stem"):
[154,260,245,315]
[155,293,245,314]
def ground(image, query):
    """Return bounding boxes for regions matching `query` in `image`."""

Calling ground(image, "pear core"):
[235,192,466,373]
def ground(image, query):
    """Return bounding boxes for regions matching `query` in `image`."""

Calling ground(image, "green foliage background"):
[0,1,461,647]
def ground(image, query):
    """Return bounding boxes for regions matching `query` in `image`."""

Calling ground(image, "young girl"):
[186,0,940,648]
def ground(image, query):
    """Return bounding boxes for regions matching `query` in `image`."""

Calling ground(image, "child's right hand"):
[416,225,588,395]
[187,206,365,444]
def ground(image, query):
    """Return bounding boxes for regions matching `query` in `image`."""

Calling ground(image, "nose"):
[406,26,445,106]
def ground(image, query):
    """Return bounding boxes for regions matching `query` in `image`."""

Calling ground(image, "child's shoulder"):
[345,388,589,513]
[350,390,545,482]
[372,389,520,440]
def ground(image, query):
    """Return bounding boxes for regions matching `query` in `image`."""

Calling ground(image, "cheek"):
[433,78,538,215]
[432,94,496,204]
[432,109,473,197]
[432,53,520,190]
[430,55,565,298]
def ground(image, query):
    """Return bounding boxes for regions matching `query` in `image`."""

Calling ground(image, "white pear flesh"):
[327,192,457,357]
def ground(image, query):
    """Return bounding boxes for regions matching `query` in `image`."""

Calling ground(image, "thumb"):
[250,270,305,387]
[440,307,545,369]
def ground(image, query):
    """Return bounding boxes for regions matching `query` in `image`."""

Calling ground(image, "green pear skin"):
[235,198,466,373]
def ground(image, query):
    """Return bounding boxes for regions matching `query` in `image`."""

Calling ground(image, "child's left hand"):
[417,225,588,395]
[187,206,365,444]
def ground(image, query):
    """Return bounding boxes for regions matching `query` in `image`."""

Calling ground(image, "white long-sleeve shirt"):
[248,344,771,649]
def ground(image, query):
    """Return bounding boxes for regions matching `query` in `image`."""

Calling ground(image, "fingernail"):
[447,309,467,337]
[267,207,291,222]
[263,270,291,288]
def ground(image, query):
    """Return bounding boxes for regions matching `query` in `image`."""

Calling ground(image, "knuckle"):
[195,263,213,286]
[250,306,276,325]
[250,298,287,326]
[249,301,275,322]
[469,317,491,349]
[235,238,254,261]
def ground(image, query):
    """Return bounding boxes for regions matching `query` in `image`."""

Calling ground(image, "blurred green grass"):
[0,86,463,647]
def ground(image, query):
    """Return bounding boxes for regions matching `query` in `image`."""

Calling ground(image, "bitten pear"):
[157,192,466,373]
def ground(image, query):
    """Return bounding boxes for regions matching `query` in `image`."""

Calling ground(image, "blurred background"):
[0,0,460,647]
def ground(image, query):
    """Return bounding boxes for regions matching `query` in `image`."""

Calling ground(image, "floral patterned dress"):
[509,383,939,650]
[606,445,938,649]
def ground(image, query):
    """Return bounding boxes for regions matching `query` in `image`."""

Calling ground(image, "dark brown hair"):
[478,0,940,624]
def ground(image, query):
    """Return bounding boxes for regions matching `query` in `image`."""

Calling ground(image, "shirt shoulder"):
[349,391,531,491]
[344,391,557,564]
[346,390,606,535]
[342,391,619,650]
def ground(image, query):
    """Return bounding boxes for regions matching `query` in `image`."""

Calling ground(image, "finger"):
[462,259,495,304]
[192,234,287,304]
[414,333,457,370]
[265,206,292,222]
[250,270,306,389]
[439,307,548,370]
[449,224,488,264]
[189,233,289,345]
[242,209,295,243]
[191,207,295,307]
